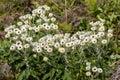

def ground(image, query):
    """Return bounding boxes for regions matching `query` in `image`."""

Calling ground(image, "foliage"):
[0,0,120,80]
[2,5,119,80]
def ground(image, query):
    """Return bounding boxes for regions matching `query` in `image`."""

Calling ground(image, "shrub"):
[4,5,117,80]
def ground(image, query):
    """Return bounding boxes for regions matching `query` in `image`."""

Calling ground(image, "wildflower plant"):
[4,5,116,80]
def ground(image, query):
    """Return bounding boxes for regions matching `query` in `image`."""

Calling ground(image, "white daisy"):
[47,48,53,53]
[85,72,91,76]
[86,66,91,70]
[92,67,98,72]
[99,26,105,31]
[65,43,71,48]
[101,39,107,44]
[17,45,23,50]
[91,38,97,44]
[43,56,48,61]
[51,17,56,22]
[97,68,103,73]
[5,33,10,38]
[10,44,16,50]
[58,47,65,53]
[36,48,42,53]
[24,44,30,48]
[48,13,53,17]
[107,33,113,38]
[26,37,33,42]
[54,42,60,48]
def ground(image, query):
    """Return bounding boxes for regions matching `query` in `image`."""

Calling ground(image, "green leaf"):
[59,22,72,32]
[63,72,72,80]
[17,68,31,80]
[42,72,50,80]
[17,70,26,80]
[30,69,39,80]
[85,0,97,10]
[50,69,55,80]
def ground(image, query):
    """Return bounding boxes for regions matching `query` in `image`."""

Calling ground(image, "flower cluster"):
[85,62,103,77]
[4,5,114,80]
[5,18,113,53]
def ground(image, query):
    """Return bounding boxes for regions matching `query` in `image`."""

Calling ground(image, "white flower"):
[44,45,49,50]
[46,38,52,43]
[91,26,97,31]
[47,48,53,53]
[20,27,27,32]
[24,44,30,48]
[54,42,60,48]
[40,42,45,47]
[12,36,18,40]
[110,54,116,59]
[8,29,13,34]
[33,54,37,58]
[44,18,50,22]
[24,20,29,25]
[17,22,23,26]
[79,35,85,39]
[52,25,58,30]
[90,34,96,39]
[60,39,66,45]
[32,13,36,17]
[20,35,27,40]
[91,38,97,44]
[45,25,51,30]
[36,19,42,23]
[48,41,54,46]
[51,17,56,22]
[43,5,50,11]
[26,37,33,42]
[97,68,103,73]
[16,41,22,46]
[75,40,81,45]
[5,33,10,38]
[70,42,75,46]
[92,67,98,72]
[32,48,37,52]
[83,37,90,43]
[28,27,33,30]
[36,48,42,53]
[28,16,32,20]
[58,47,65,53]
[85,72,91,76]
[64,33,70,38]
[99,26,105,31]
[34,27,40,32]
[86,62,91,66]
[17,45,23,50]
[98,32,105,37]
[89,21,94,25]
[4,28,10,32]
[65,43,71,48]
[86,66,91,70]
[80,41,85,46]
[16,30,22,35]
[107,33,113,38]
[101,39,107,44]
[43,56,48,61]
[38,38,45,42]
[48,13,53,17]
[108,29,113,33]
[10,44,16,50]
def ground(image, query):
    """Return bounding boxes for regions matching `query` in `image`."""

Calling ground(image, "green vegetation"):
[0,0,120,80]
